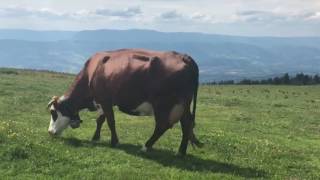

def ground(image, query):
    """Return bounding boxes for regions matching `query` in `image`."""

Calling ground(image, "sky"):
[0,0,319,36]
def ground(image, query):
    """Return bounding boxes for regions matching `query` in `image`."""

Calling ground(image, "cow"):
[47,49,202,155]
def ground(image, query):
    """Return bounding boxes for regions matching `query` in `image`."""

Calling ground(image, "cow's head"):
[47,96,82,136]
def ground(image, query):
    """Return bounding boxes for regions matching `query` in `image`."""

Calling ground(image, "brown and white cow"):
[47,49,202,155]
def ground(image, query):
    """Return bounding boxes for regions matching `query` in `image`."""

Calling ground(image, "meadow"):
[0,68,319,179]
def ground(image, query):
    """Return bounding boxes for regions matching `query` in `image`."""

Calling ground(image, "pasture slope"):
[0,68,319,179]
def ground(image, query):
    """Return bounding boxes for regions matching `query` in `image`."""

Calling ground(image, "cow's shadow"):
[60,137,267,178]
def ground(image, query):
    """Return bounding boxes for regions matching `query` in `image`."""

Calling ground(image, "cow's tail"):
[187,56,203,148]
[191,67,198,127]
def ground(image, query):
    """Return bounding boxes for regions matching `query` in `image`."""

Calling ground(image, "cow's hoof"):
[111,144,119,148]
[140,145,148,152]
[91,135,100,141]
[111,140,119,147]
[176,152,186,157]
[140,145,152,152]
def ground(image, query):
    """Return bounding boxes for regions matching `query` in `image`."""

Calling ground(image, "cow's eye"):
[50,110,58,121]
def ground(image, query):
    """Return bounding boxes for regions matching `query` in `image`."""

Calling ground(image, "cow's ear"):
[47,96,59,109]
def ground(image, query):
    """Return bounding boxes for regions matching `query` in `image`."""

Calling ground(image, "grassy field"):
[0,68,319,179]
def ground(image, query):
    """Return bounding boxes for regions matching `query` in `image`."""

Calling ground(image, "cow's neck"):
[63,70,93,112]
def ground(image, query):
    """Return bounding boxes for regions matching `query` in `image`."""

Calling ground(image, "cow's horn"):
[47,96,59,109]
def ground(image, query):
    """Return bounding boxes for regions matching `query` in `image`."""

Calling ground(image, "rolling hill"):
[0,29,320,81]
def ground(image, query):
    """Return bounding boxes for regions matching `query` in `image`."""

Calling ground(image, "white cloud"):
[94,7,142,17]
[190,12,216,23]
[0,7,65,19]
[301,12,320,21]
[159,10,182,20]
[236,10,287,23]
[156,10,216,24]
[0,0,319,36]
[0,6,142,20]
[236,10,320,23]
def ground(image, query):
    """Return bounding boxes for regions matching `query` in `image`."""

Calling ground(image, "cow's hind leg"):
[92,115,105,141]
[102,104,119,147]
[179,110,203,156]
[143,108,170,152]
[143,122,169,151]
[178,111,192,155]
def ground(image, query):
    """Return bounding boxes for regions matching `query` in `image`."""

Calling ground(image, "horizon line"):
[0,28,319,39]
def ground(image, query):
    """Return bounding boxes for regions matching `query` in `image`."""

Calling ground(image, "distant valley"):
[0,29,319,82]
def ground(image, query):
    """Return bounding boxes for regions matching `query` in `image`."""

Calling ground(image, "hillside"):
[0,68,319,179]
[0,29,320,81]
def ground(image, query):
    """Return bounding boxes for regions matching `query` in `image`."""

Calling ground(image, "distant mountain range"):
[0,29,319,82]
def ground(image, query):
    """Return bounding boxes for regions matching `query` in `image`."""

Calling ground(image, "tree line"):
[206,73,320,85]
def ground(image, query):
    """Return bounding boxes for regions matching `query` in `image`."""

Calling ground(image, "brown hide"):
[61,49,201,155]
[85,49,198,113]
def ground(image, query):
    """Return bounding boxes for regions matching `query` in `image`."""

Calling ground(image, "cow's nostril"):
[48,130,56,136]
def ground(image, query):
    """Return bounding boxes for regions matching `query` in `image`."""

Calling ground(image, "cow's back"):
[86,49,198,108]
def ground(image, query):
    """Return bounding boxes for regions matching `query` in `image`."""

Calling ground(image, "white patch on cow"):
[169,104,184,125]
[93,101,104,115]
[141,145,148,152]
[59,95,66,101]
[48,105,70,135]
[49,104,55,111]
[133,102,154,116]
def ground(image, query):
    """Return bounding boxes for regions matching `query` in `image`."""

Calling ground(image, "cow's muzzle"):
[48,130,58,136]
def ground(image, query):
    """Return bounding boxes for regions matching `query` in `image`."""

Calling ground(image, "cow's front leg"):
[92,115,105,141]
[102,104,119,147]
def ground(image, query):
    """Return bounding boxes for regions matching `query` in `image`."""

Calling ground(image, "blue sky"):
[0,0,319,36]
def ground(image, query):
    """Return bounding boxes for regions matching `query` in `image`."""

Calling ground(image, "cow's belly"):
[117,101,154,116]
[132,102,154,116]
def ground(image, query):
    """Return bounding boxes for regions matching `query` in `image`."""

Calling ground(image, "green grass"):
[0,68,319,179]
